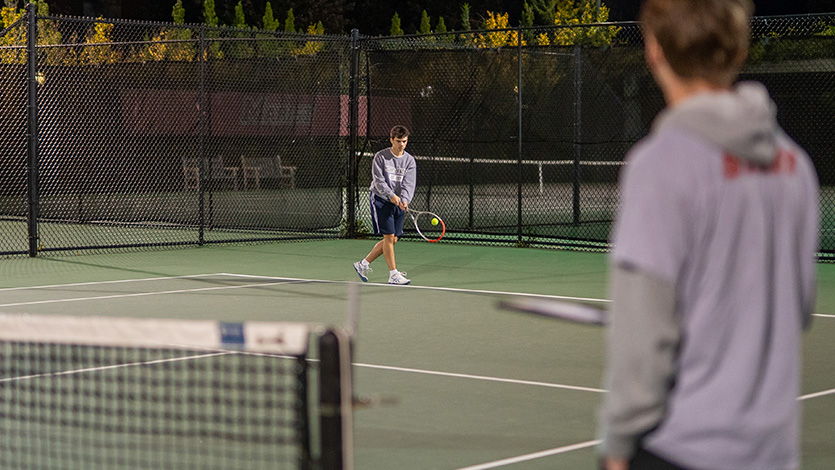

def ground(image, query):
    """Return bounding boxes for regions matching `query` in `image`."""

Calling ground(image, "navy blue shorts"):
[370,194,405,237]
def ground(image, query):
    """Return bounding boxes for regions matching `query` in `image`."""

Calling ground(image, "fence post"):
[347,29,360,238]
[516,27,523,243]
[197,25,206,244]
[572,45,582,226]
[26,3,39,257]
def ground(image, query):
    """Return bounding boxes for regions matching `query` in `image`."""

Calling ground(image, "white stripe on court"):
[354,362,607,393]
[454,440,601,470]
[451,384,835,470]
[219,273,613,304]
[799,388,835,401]
[5,273,833,401]
[0,279,306,308]
[0,273,223,292]
[222,274,835,317]
[8,274,835,318]
[0,352,230,383]
[453,385,835,470]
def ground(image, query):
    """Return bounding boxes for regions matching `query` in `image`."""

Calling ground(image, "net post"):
[26,2,40,257]
[297,355,313,470]
[318,328,353,470]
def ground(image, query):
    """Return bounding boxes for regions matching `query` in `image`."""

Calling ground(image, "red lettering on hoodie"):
[723,150,796,179]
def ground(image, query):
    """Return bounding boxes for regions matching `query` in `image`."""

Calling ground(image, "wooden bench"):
[241,155,297,189]
[182,156,239,191]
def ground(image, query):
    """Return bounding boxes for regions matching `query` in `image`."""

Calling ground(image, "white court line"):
[455,440,601,470]
[221,274,835,318]
[354,362,607,393]
[5,272,832,398]
[0,273,223,292]
[0,352,230,383]
[0,279,307,308]
[219,273,613,304]
[457,386,835,470]
[7,272,834,317]
[453,386,835,470]
[800,388,835,401]
[3,263,832,470]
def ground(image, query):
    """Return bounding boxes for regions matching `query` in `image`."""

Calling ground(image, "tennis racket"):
[497,297,608,326]
[405,207,445,242]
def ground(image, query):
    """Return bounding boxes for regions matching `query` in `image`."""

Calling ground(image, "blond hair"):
[640,0,753,86]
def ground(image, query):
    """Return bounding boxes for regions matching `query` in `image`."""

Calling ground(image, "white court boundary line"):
[220,274,835,319]
[455,440,602,470]
[800,388,835,401]
[4,273,832,396]
[219,273,613,304]
[355,362,607,393]
[459,386,835,470]
[0,352,230,383]
[0,273,223,292]
[4,273,835,469]
[0,275,307,308]
[8,272,835,319]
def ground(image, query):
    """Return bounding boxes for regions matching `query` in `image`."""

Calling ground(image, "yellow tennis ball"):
[431,218,439,226]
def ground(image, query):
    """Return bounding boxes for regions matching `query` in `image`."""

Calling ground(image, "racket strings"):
[411,211,445,242]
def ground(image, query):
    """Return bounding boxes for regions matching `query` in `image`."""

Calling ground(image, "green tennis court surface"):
[1,240,833,469]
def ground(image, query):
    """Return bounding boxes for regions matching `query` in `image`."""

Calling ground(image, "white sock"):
[389,269,398,277]
[360,259,369,267]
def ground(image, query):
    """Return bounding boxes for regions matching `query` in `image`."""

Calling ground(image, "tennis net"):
[0,313,352,470]
[360,151,624,238]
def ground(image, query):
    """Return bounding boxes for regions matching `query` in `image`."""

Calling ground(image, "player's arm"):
[800,156,820,331]
[598,263,680,461]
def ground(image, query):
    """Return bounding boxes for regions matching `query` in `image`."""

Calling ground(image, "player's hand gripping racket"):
[405,207,445,242]
[497,298,608,326]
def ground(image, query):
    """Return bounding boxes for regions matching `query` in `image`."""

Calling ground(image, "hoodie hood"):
[652,82,780,165]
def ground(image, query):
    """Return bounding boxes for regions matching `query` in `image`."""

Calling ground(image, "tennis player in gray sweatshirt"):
[598,1,819,469]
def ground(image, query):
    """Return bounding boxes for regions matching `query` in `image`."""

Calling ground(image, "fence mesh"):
[357,24,655,248]
[358,17,835,255]
[2,12,351,255]
[0,11,28,256]
[1,10,833,257]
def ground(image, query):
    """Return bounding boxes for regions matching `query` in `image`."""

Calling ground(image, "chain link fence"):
[1,8,351,256]
[1,7,833,258]
[357,24,644,251]
[358,16,835,257]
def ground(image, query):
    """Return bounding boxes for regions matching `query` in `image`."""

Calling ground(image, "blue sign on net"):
[219,322,245,347]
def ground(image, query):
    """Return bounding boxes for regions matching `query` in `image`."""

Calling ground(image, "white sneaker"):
[388,271,410,285]
[353,261,371,282]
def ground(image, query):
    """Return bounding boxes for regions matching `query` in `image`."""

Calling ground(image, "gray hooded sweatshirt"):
[599,82,819,469]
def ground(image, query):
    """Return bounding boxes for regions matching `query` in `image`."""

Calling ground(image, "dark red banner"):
[122,90,411,137]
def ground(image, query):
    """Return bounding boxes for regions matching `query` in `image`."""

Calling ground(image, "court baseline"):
[4,273,833,470]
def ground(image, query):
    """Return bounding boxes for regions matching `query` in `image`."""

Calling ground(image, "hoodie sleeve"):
[399,156,417,204]
[370,152,394,200]
[798,144,820,330]
[598,264,680,460]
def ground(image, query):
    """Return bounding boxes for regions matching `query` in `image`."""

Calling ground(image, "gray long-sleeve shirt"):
[600,82,819,469]
[369,148,416,204]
